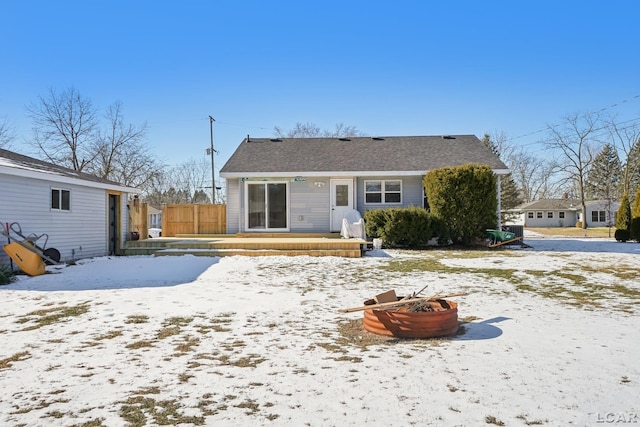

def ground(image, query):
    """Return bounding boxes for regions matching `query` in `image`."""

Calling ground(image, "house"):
[219,135,509,234]
[507,198,620,228]
[579,200,620,227]
[148,205,162,228]
[0,148,140,267]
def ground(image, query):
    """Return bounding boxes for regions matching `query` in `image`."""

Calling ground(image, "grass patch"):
[174,335,200,355]
[69,418,107,427]
[336,319,391,349]
[119,396,205,426]
[125,315,149,324]
[126,340,155,350]
[485,415,505,425]
[0,351,31,369]
[17,302,91,330]
[196,313,234,333]
[516,414,547,425]
[84,330,123,347]
[527,227,614,238]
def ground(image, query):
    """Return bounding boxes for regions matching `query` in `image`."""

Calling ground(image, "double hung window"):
[364,180,402,204]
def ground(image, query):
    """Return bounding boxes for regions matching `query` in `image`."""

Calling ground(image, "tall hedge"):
[616,192,631,230]
[424,163,498,245]
[630,186,640,242]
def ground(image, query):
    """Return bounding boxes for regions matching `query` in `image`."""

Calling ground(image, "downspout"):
[496,174,502,229]
[239,179,244,233]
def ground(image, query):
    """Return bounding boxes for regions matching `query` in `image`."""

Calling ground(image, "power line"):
[507,93,640,143]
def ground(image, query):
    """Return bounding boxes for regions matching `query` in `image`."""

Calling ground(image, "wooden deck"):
[124,233,368,258]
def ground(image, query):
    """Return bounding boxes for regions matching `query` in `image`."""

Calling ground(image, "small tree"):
[615,192,631,242]
[424,164,497,245]
[630,186,640,242]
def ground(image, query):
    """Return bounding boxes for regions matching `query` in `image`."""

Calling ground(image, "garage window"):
[51,188,70,211]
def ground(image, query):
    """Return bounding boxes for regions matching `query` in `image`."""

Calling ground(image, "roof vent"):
[270,138,282,142]
[338,138,351,141]
[442,135,456,139]
[371,137,385,141]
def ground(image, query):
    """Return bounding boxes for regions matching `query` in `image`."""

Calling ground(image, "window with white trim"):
[527,212,534,219]
[51,188,70,211]
[536,212,542,219]
[547,212,553,219]
[364,180,402,204]
[559,211,565,219]
[592,210,606,222]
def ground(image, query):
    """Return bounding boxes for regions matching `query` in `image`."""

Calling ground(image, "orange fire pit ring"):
[363,299,459,339]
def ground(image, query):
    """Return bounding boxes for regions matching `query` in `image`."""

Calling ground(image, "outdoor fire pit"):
[362,298,459,339]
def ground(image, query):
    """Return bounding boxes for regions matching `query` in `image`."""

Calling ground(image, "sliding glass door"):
[247,182,288,230]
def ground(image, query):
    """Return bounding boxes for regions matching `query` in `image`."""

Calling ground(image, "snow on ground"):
[0,234,639,426]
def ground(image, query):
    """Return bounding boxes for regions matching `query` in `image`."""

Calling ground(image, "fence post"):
[193,204,199,235]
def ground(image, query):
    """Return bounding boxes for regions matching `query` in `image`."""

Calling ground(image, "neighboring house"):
[148,205,162,229]
[578,200,620,228]
[507,199,580,227]
[0,148,140,267]
[507,198,620,228]
[219,135,509,234]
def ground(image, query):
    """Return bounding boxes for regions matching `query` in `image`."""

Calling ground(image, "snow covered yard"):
[0,235,639,426]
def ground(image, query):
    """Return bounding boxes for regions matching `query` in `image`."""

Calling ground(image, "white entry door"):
[330,179,353,232]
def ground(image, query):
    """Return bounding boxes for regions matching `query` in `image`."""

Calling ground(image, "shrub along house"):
[219,135,509,234]
[0,148,140,267]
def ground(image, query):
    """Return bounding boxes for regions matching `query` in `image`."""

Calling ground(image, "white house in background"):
[148,205,162,229]
[507,198,619,228]
[0,148,140,267]
[578,199,620,227]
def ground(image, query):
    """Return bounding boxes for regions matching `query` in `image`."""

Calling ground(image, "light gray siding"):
[519,210,579,227]
[289,179,330,232]
[225,178,241,234]
[0,174,131,266]
[224,175,426,234]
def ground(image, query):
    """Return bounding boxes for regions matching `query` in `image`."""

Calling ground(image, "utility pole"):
[209,115,215,204]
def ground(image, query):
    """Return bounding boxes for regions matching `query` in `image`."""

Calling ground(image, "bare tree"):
[0,116,15,148]
[545,113,602,228]
[173,158,212,203]
[26,87,99,171]
[607,116,640,199]
[507,148,559,202]
[87,101,158,188]
[274,121,365,138]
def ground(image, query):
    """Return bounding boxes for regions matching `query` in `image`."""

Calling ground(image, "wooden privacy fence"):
[129,200,148,239]
[161,204,227,236]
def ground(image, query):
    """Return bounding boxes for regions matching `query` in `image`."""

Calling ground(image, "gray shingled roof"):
[514,199,581,211]
[220,135,509,176]
[0,147,137,189]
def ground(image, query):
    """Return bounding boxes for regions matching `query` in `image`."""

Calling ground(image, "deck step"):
[154,248,362,258]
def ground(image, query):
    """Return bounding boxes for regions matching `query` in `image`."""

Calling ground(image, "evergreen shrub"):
[0,264,15,286]
[424,164,497,245]
[614,229,631,242]
[364,207,436,248]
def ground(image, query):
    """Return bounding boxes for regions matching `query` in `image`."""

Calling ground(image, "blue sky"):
[2,1,639,176]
